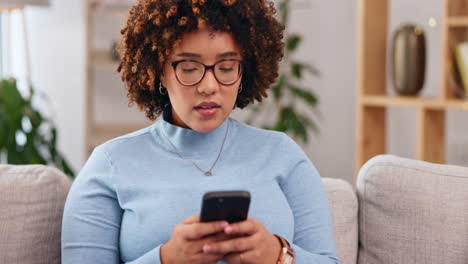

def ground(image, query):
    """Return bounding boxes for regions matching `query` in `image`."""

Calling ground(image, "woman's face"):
[161,28,243,133]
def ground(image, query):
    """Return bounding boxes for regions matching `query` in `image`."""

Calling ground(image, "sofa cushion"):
[0,165,71,264]
[357,155,468,264]
[322,177,358,264]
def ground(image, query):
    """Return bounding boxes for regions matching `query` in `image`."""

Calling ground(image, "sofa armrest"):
[0,165,71,264]
[322,177,358,264]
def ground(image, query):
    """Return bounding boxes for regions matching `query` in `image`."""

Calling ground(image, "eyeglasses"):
[170,59,243,86]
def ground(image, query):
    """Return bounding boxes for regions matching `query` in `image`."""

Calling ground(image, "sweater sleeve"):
[61,146,163,264]
[280,138,340,264]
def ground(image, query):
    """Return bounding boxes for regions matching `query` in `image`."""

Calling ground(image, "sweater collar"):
[152,107,231,156]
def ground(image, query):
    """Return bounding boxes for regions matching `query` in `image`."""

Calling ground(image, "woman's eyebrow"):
[175,52,239,59]
[175,52,202,58]
[216,51,238,58]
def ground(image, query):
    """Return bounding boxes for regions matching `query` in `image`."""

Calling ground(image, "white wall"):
[31,0,85,172]
[7,0,85,171]
[283,0,358,182]
[9,0,468,181]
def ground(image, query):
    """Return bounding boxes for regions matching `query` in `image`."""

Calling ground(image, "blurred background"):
[2,0,468,183]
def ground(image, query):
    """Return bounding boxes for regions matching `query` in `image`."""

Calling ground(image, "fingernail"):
[225,226,233,233]
[203,244,212,252]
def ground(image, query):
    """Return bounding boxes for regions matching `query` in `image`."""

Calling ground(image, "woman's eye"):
[219,68,234,72]
[182,68,197,73]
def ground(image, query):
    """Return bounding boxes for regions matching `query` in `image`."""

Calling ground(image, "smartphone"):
[200,191,251,223]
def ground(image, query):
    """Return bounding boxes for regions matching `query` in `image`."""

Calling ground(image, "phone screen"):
[200,191,251,223]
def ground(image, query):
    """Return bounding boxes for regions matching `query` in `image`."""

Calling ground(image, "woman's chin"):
[190,119,225,134]
[192,124,219,134]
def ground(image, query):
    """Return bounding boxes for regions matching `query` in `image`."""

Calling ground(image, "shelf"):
[88,122,153,149]
[446,99,468,110]
[447,17,468,27]
[356,0,468,179]
[360,95,468,110]
[447,0,468,18]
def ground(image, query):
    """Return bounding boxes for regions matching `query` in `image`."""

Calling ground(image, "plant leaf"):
[291,63,303,79]
[0,78,75,177]
[286,34,302,52]
[58,158,75,177]
[284,107,308,142]
[288,85,319,107]
[292,61,321,76]
[271,74,286,101]
[1,79,25,115]
[0,111,8,148]
[7,144,26,164]
[26,108,43,129]
[2,83,23,146]
[276,107,320,143]
[271,108,288,132]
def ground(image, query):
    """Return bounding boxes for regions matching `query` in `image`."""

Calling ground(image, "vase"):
[391,24,426,96]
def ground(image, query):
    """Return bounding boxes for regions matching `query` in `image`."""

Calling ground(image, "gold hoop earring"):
[238,83,243,93]
[159,83,167,95]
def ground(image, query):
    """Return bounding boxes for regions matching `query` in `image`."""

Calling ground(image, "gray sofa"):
[0,155,467,263]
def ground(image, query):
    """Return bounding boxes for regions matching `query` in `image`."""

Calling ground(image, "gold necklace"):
[161,121,230,176]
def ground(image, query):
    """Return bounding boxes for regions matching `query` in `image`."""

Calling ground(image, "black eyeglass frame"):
[170,59,244,86]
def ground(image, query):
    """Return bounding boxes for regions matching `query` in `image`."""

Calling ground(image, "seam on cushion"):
[369,161,468,179]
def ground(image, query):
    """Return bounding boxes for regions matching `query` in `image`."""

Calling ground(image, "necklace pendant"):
[205,171,212,176]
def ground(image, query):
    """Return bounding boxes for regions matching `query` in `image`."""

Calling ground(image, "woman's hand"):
[161,215,231,264]
[202,217,282,264]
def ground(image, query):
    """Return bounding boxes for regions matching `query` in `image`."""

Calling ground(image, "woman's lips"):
[194,106,220,117]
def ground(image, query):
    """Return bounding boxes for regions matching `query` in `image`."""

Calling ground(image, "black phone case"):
[200,191,251,223]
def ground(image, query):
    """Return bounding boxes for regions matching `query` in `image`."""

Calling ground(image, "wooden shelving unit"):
[356,0,468,175]
[85,0,151,157]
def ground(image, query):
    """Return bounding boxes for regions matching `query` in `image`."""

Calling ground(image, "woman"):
[62,0,339,263]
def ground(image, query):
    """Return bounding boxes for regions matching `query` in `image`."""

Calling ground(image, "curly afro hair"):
[117,0,285,121]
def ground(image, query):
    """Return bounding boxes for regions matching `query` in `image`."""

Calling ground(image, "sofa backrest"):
[357,155,468,264]
[0,164,358,264]
[6,155,465,264]
[0,165,71,264]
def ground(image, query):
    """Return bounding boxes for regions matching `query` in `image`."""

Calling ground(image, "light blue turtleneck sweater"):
[62,118,339,264]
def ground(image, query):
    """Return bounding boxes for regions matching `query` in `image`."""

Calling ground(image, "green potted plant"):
[0,78,75,177]
[247,0,320,143]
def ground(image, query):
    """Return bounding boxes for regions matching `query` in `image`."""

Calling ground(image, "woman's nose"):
[197,69,219,95]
